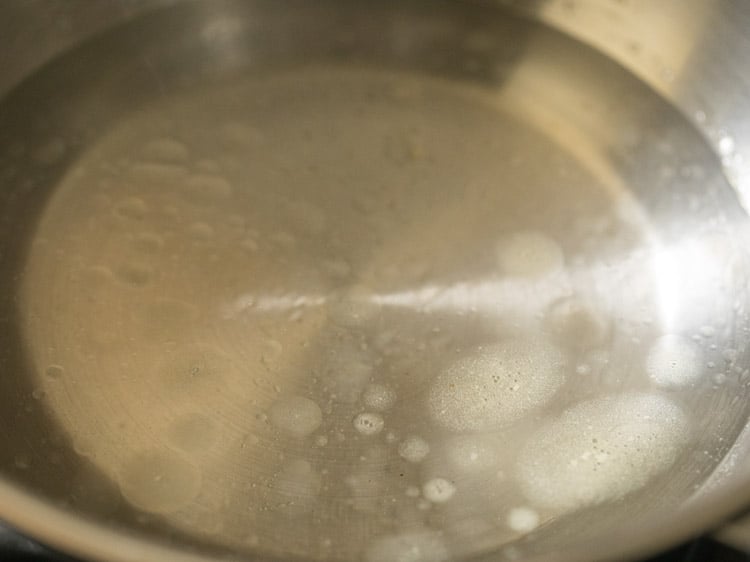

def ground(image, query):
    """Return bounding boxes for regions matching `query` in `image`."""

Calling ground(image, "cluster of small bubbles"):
[353,412,385,436]
[422,478,456,503]
[517,393,689,510]
[269,396,322,438]
[398,435,430,463]
[428,338,566,432]
[362,383,397,411]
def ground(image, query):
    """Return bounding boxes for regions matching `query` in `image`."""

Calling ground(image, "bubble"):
[167,413,217,453]
[364,531,448,562]
[427,338,567,432]
[398,436,430,463]
[363,384,397,411]
[353,412,385,436]
[45,364,65,380]
[506,507,540,533]
[496,231,563,277]
[422,478,456,503]
[269,395,323,438]
[646,335,703,387]
[517,393,689,511]
[118,450,201,514]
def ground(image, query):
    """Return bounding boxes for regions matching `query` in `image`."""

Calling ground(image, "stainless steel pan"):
[1,1,750,561]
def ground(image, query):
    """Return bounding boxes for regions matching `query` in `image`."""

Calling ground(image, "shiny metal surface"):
[0,1,749,562]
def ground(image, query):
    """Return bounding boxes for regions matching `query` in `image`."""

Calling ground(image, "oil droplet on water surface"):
[362,383,397,411]
[517,393,689,510]
[353,412,385,436]
[428,338,566,432]
[269,395,323,438]
[45,364,64,380]
[398,436,430,463]
[506,507,540,533]
[118,450,201,514]
[422,478,456,503]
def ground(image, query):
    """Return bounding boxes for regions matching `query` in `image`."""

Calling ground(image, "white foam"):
[497,230,563,277]
[427,338,566,432]
[517,393,689,511]
[363,383,397,411]
[269,395,322,438]
[364,531,449,562]
[506,507,540,533]
[422,478,456,503]
[646,335,703,387]
[398,436,430,463]
[353,412,385,436]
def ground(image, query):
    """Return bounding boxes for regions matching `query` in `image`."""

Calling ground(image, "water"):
[6,1,750,561]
